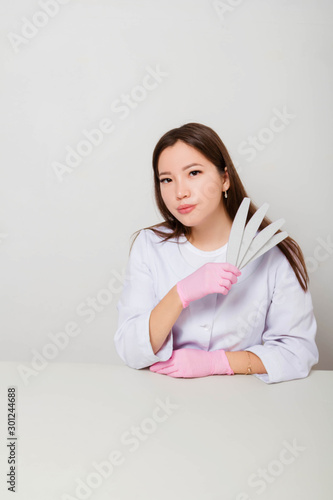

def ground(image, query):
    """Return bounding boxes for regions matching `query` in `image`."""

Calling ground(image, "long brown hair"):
[130,122,309,292]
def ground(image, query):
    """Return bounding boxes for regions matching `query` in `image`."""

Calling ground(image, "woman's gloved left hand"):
[149,348,234,378]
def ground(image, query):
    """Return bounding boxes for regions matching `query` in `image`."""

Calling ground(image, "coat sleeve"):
[114,230,173,369]
[244,253,319,384]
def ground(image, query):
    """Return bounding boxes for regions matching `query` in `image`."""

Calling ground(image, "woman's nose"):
[175,182,190,199]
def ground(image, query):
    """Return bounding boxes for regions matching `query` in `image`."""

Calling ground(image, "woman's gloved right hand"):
[176,262,241,309]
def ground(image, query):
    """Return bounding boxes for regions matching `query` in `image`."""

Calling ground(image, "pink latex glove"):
[149,348,234,378]
[176,262,241,308]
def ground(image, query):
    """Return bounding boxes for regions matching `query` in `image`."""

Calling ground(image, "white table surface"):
[0,362,332,500]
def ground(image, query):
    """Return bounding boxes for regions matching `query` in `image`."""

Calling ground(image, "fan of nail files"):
[226,197,288,270]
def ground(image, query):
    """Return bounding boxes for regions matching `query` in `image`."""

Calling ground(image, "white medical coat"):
[114,226,319,384]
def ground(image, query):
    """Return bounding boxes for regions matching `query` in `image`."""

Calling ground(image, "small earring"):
[224,190,228,199]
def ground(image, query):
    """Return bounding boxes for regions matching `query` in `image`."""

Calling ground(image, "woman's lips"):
[177,205,196,214]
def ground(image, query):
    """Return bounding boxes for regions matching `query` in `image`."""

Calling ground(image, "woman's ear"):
[222,167,230,191]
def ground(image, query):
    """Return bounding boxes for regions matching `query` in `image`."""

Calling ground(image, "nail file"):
[237,218,286,268]
[236,202,270,268]
[239,231,288,269]
[226,197,250,266]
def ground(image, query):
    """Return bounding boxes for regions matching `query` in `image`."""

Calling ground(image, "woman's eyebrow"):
[158,163,204,177]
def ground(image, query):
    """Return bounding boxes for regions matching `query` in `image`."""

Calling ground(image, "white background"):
[0,0,332,371]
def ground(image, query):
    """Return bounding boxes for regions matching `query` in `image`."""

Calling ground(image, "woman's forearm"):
[225,350,267,375]
[148,286,268,373]
[149,284,183,354]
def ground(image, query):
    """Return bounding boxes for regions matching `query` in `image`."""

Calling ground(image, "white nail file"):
[237,218,286,268]
[239,231,288,269]
[236,202,270,268]
[226,197,250,266]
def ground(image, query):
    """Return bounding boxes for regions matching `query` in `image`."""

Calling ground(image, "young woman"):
[114,122,319,383]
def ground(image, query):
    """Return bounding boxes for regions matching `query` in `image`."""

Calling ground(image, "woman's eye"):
[160,171,201,184]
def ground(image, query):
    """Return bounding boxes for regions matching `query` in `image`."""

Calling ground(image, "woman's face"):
[157,140,229,227]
